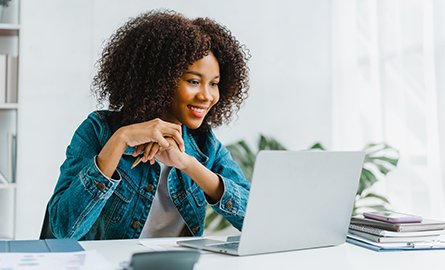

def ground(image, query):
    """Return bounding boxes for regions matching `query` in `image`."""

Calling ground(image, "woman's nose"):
[197,85,213,101]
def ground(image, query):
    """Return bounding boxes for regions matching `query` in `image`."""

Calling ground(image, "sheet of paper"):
[139,238,213,254]
[0,250,111,270]
[139,238,185,251]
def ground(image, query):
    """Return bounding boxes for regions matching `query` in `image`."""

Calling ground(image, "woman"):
[48,10,251,240]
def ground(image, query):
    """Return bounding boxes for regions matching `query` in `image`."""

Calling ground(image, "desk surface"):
[80,237,444,270]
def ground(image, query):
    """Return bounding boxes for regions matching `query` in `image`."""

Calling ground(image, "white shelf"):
[0,24,19,36]
[0,24,20,30]
[0,0,19,241]
[0,103,18,109]
[0,183,16,189]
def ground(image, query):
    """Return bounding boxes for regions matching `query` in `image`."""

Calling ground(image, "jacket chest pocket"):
[104,178,134,224]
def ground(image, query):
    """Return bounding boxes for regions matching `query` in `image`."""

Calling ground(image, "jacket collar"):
[182,126,209,163]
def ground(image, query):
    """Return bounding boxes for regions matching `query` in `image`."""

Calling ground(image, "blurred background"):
[0,0,444,239]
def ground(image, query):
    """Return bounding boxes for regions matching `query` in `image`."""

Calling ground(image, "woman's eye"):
[188,80,199,85]
[210,82,219,87]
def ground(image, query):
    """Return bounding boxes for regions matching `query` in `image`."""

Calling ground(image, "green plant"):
[0,0,11,7]
[353,143,399,215]
[204,135,399,232]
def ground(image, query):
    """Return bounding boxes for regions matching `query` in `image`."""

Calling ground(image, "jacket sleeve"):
[208,139,251,231]
[48,112,121,239]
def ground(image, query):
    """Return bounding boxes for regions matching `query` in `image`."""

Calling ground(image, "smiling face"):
[165,52,220,129]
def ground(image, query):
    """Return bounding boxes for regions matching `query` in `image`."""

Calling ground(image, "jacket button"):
[94,180,106,191]
[145,184,154,192]
[192,225,200,233]
[225,198,233,209]
[132,220,141,229]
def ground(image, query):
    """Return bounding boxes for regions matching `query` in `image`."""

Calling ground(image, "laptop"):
[177,150,365,256]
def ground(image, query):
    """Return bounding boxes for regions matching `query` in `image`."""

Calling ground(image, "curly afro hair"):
[92,10,250,131]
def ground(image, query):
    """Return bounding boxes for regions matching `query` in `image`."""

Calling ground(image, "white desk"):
[80,237,444,270]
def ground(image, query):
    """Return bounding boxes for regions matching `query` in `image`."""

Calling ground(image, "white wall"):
[16,0,332,238]
[16,0,96,239]
[92,0,333,150]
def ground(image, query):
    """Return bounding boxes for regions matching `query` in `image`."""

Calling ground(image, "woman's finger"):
[153,131,170,149]
[148,143,160,165]
[143,142,155,162]
[170,129,185,152]
[148,143,160,161]
[133,144,146,157]
[165,137,180,150]
[159,124,184,152]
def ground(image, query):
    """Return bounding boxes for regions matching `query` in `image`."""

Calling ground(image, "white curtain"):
[332,0,445,219]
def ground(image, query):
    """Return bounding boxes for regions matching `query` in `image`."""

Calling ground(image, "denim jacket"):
[48,110,250,240]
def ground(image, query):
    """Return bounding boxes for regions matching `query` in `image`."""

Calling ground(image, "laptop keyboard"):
[208,241,240,250]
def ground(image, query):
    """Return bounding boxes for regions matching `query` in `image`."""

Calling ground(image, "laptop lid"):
[237,150,364,256]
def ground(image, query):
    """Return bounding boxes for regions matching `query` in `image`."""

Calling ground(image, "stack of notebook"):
[0,239,84,253]
[347,216,445,251]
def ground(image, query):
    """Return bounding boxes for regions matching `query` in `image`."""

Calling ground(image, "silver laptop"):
[177,150,365,256]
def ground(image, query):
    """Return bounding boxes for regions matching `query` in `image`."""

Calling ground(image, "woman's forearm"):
[97,128,128,178]
[182,156,224,203]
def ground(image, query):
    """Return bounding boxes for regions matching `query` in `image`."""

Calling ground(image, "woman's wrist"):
[178,155,196,171]
[114,127,130,147]
[180,155,224,202]
[97,128,129,178]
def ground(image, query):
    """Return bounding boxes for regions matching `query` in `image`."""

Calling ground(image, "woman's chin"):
[183,120,204,130]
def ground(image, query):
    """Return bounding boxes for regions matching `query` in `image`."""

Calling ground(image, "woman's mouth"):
[187,105,208,118]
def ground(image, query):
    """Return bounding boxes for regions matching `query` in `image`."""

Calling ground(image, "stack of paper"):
[0,251,111,270]
[347,216,445,251]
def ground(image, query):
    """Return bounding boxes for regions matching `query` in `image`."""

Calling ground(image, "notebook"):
[347,234,445,251]
[0,239,84,253]
[349,224,445,237]
[178,150,365,256]
[348,229,440,243]
[350,216,445,232]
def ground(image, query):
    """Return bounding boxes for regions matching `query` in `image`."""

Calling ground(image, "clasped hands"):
[121,118,190,170]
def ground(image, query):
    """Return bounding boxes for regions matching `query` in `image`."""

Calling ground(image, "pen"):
[131,156,143,169]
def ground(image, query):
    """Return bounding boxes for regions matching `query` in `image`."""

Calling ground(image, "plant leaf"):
[308,142,325,150]
[227,140,255,180]
[367,156,399,166]
[360,192,390,204]
[204,208,219,228]
[357,168,377,195]
[259,134,286,151]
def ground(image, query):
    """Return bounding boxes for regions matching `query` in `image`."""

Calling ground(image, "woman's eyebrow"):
[183,71,220,80]
[183,71,202,76]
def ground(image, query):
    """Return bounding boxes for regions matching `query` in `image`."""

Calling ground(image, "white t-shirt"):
[139,164,186,238]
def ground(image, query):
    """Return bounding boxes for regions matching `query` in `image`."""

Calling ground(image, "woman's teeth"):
[189,106,205,113]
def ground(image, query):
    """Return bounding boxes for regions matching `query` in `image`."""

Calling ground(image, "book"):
[349,223,445,237]
[348,229,440,243]
[6,132,16,183]
[347,234,445,252]
[5,55,18,103]
[351,216,445,232]
[9,132,16,183]
[0,54,6,104]
[0,239,84,253]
